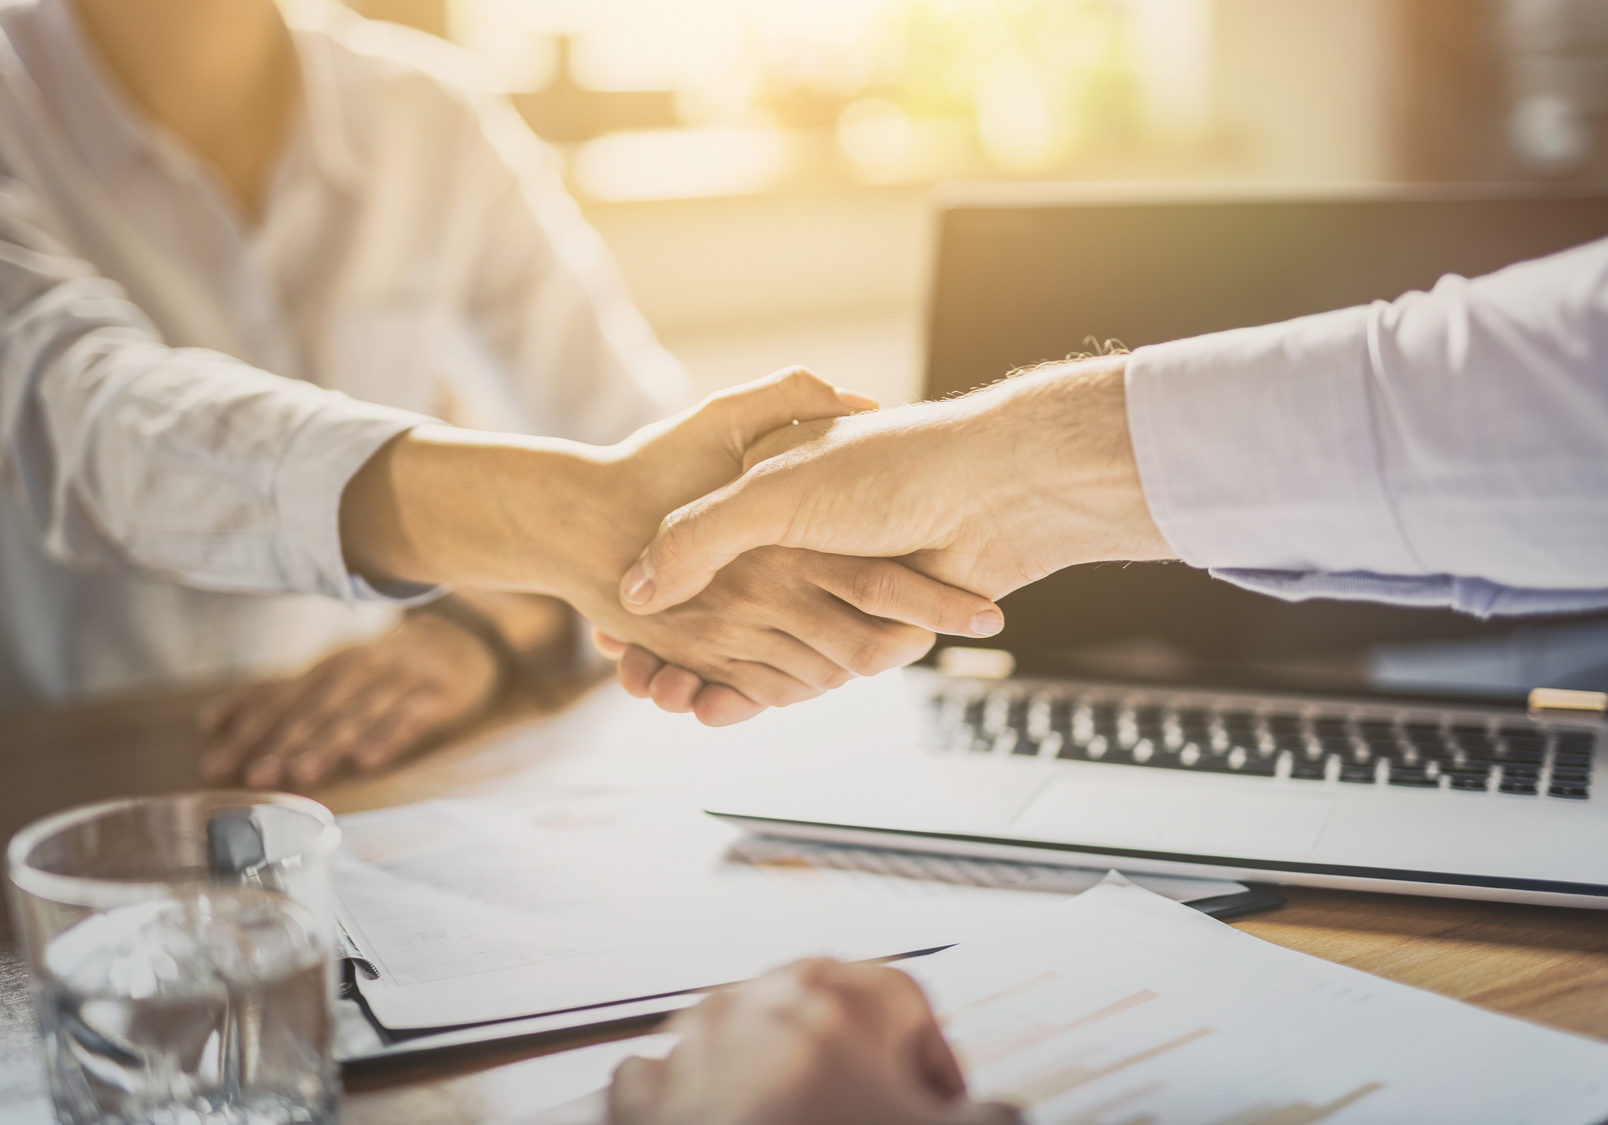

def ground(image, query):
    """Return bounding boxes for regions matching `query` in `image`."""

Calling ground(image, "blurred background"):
[340,0,1608,405]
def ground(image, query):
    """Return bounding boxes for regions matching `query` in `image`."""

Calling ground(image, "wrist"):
[980,356,1173,571]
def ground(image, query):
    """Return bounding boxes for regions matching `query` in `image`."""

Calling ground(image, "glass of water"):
[6,792,341,1125]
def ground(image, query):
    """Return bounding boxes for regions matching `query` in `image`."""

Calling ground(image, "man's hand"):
[198,612,503,788]
[609,959,1021,1125]
[617,358,1174,617]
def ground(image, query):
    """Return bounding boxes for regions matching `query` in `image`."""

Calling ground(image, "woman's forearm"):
[339,423,626,599]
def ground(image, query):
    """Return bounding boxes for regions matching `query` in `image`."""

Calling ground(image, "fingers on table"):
[227,664,375,787]
[200,664,438,788]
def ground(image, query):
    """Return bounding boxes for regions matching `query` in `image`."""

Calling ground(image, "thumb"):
[709,366,876,454]
[619,469,793,613]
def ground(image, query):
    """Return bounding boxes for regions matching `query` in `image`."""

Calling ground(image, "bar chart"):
[905,878,1608,1125]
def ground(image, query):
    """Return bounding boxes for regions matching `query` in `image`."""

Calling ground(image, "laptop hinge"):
[1528,687,1608,716]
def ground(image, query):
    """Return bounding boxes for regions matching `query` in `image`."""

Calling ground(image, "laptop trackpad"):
[1010,774,1333,857]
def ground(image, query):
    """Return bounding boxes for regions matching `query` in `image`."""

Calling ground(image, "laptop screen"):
[922,186,1608,702]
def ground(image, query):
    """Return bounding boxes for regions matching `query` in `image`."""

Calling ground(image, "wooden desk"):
[4,685,1608,1123]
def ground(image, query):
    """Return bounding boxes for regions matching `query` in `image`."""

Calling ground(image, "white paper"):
[334,794,1245,1030]
[517,876,1608,1125]
[902,875,1608,1125]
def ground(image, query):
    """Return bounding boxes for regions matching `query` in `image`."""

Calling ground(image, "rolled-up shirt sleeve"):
[1125,237,1608,616]
[0,176,431,599]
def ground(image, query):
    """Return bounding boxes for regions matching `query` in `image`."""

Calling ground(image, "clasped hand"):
[583,367,1006,725]
[606,357,1173,718]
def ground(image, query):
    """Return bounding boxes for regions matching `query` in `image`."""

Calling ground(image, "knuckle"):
[822,666,854,691]
[891,625,938,665]
[846,561,900,614]
[846,632,897,677]
[775,365,821,395]
[787,957,843,991]
[793,991,853,1046]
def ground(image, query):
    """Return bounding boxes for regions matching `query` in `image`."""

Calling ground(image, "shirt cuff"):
[1125,305,1424,577]
[272,395,441,603]
[1211,567,1608,619]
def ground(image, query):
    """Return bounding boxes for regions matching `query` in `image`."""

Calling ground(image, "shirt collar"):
[31,0,365,197]
[283,6,366,197]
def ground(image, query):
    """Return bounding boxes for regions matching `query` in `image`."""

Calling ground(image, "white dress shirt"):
[1127,236,1608,617]
[0,0,687,707]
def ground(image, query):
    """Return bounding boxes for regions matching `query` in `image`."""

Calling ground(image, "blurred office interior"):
[339,0,1608,405]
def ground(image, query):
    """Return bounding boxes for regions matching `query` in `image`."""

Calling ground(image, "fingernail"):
[969,609,1005,637]
[621,555,656,606]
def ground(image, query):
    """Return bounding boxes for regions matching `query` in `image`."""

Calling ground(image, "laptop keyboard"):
[927,685,1597,800]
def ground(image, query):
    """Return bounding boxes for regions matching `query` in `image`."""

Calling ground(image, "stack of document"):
[333,793,1249,1044]
[525,875,1608,1125]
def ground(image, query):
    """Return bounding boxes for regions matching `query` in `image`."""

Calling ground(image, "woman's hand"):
[198,613,502,788]
[609,959,1020,1125]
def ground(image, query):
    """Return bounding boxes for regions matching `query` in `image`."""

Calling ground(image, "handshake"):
[341,359,1171,727]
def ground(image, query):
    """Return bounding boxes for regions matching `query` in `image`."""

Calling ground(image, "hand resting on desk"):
[609,958,1020,1125]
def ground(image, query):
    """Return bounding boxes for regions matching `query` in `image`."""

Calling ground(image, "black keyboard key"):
[1556,731,1596,751]
[1551,768,1593,783]
[1289,760,1328,780]
[1449,776,1489,791]
[1451,723,1490,738]
[1338,765,1376,784]
[1548,785,1590,799]
[1499,748,1545,765]
[1501,765,1540,780]
[1011,737,1041,756]
[1388,766,1437,787]
[1499,779,1539,796]
[1235,758,1279,777]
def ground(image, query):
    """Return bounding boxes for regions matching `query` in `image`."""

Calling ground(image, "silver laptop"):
[709,185,1608,909]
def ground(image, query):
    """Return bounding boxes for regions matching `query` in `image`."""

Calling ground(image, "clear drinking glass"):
[5,792,342,1125]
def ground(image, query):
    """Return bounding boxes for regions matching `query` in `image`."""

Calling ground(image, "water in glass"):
[37,886,335,1125]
